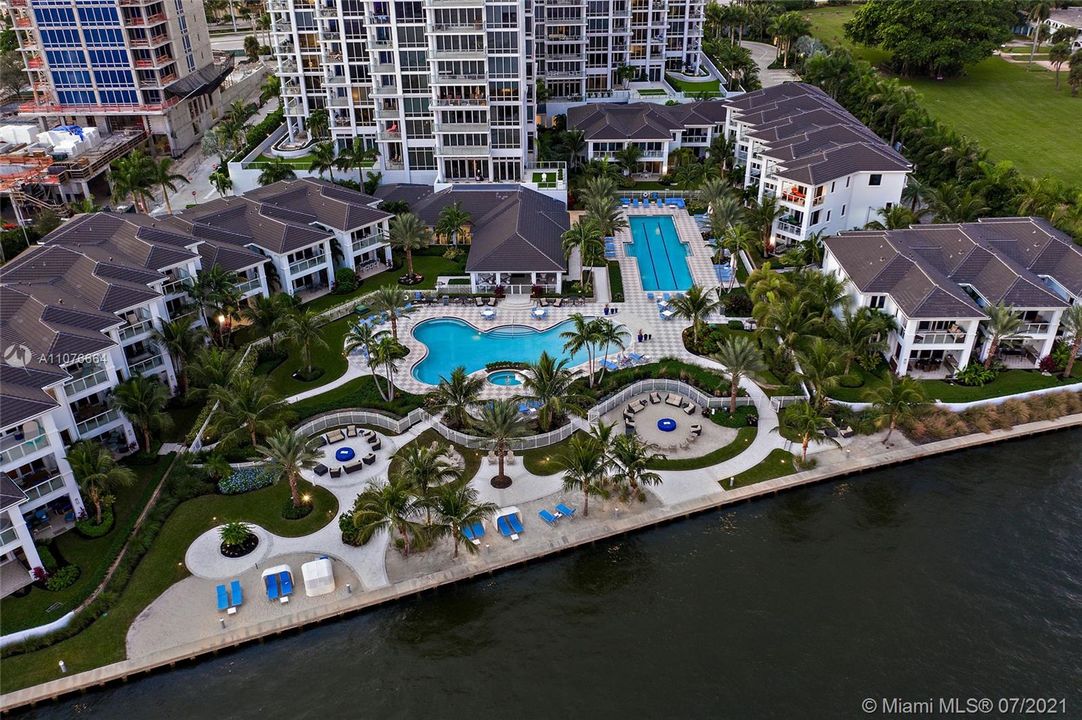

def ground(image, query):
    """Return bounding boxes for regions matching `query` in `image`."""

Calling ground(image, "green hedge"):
[75,507,115,539]
[607,261,624,302]
[44,566,80,592]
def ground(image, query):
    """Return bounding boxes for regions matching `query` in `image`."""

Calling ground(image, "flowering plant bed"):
[217,466,277,495]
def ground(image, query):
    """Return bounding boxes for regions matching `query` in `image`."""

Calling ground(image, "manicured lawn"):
[0,477,337,693]
[0,458,170,635]
[666,75,722,94]
[531,170,563,188]
[801,5,1080,184]
[258,315,352,397]
[647,426,757,471]
[607,260,624,302]
[289,375,425,420]
[389,428,483,483]
[725,449,798,489]
[408,253,468,289]
[522,433,582,476]
[829,363,1082,403]
[636,88,669,96]
[255,152,315,169]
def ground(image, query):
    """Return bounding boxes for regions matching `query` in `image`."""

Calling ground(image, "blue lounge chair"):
[663,292,671,302]
[556,503,576,517]
[646,292,654,301]
[621,197,630,206]
[600,359,619,372]
[462,524,476,542]
[497,515,514,538]
[471,521,485,539]
[278,571,293,596]
[507,513,524,534]
[216,584,230,611]
[539,509,559,525]
[264,574,280,601]
[230,580,243,607]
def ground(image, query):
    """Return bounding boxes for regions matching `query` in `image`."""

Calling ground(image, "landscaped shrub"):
[334,267,358,293]
[955,364,997,387]
[219,521,258,558]
[218,466,277,495]
[44,565,80,592]
[607,260,624,302]
[720,289,753,316]
[34,545,58,573]
[484,361,529,371]
[726,320,744,331]
[282,498,313,520]
[339,512,368,546]
[900,391,1082,443]
[75,506,115,538]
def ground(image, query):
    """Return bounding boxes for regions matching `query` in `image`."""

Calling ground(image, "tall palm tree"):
[258,157,297,185]
[307,108,329,139]
[554,434,607,517]
[864,205,917,230]
[774,402,838,462]
[867,78,917,145]
[431,480,498,558]
[109,150,154,212]
[519,351,585,432]
[307,141,337,181]
[187,345,237,393]
[369,334,403,401]
[388,212,431,280]
[395,442,459,523]
[427,366,484,430]
[982,303,1023,368]
[614,144,642,176]
[210,170,233,198]
[241,294,289,353]
[335,138,379,176]
[561,218,604,293]
[746,195,783,255]
[584,196,628,239]
[111,375,172,452]
[712,335,767,413]
[473,399,527,488]
[66,441,136,525]
[561,313,602,387]
[349,475,421,556]
[832,306,894,375]
[210,375,285,446]
[579,175,619,210]
[746,262,796,309]
[434,202,472,245]
[790,337,844,410]
[257,428,320,508]
[152,317,205,396]
[759,296,820,358]
[800,270,850,320]
[708,191,745,231]
[149,156,189,215]
[718,225,756,285]
[564,130,586,169]
[259,73,280,107]
[768,11,810,68]
[1057,303,1082,379]
[1027,1,1053,66]
[609,433,662,500]
[901,176,929,213]
[593,318,630,381]
[864,375,926,444]
[284,308,329,377]
[926,182,989,223]
[670,284,720,346]
[343,320,381,362]
[1050,41,1072,88]
[365,284,411,341]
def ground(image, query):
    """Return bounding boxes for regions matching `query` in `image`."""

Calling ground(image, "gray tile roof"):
[245,178,391,231]
[0,474,28,512]
[567,100,728,141]
[726,82,910,184]
[1049,7,1082,29]
[825,218,1079,319]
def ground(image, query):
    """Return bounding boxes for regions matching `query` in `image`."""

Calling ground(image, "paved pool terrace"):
[611,206,718,304]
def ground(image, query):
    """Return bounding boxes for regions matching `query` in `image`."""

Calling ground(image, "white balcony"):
[118,318,154,342]
[289,255,328,276]
[912,332,967,346]
[236,277,262,295]
[1018,322,1052,336]
[352,234,387,254]
[160,276,193,296]
[775,220,803,238]
[75,408,122,436]
[0,430,49,467]
[438,144,489,156]
[64,366,111,396]
[127,353,164,376]
[21,474,67,503]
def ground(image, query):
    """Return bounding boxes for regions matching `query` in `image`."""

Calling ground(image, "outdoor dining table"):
[532,308,546,318]
[480,309,496,319]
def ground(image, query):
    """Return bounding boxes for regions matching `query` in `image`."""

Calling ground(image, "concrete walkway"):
[741,41,798,87]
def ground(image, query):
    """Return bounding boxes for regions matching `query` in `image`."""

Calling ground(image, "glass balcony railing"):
[235,277,262,295]
[118,319,154,342]
[0,525,18,546]
[22,474,66,502]
[0,432,50,467]
[75,408,121,436]
[352,235,385,254]
[64,367,111,396]
[127,354,164,376]
[160,276,193,296]
[288,255,327,275]
[1019,322,1051,335]
[913,332,966,345]
[775,221,803,237]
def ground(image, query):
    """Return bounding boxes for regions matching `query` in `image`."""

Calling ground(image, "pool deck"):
[614,207,718,305]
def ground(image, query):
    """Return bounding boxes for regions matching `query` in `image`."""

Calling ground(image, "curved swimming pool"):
[411,318,591,385]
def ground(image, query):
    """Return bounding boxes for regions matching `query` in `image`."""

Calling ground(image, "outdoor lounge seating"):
[539,509,559,526]
[496,515,518,541]
[463,521,485,545]
[665,393,683,407]
[682,401,696,415]
[325,429,346,445]
[343,460,365,474]
[264,574,280,601]
[690,423,703,436]
[346,425,357,438]
[650,392,662,404]
[279,570,293,599]
[329,466,341,478]
[362,452,376,465]
[361,429,375,440]
[624,417,636,429]
[314,463,328,476]
[475,297,485,307]
[216,584,230,612]
[556,503,575,517]
[368,436,382,450]
[507,513,524,535]
[229,580,243,609]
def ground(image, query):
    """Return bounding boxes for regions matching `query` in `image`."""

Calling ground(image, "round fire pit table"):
[657,418,678,432]
[335,447,356,462]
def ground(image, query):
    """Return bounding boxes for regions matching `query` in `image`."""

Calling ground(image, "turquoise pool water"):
[627,215,693,291]
[412,318,590,385]
[487,370,523,386]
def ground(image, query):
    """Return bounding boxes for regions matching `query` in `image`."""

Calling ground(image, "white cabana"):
[302,557,336,597]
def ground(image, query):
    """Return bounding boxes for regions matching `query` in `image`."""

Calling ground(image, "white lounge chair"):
[665,393,682,407]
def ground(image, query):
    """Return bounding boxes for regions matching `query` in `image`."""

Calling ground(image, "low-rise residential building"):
[376,184,570,293]
[566,100,728,176]
[171,179,393,300]
[823,218,1082,377]
[724,82,911,250]
[1044,8,1082,51]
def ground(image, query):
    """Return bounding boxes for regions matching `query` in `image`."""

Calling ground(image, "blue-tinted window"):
[99,89,138,104]
[51,70,92,88]
[45,49,85,67]
[83,28,125,47]
[94,70,135,88]
[33,8,75,27]
[40,29,80,46]
[87,49,129,67]
[77,6,120,25]
[57,90,95,105]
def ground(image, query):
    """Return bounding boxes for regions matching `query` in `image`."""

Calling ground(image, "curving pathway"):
[741,40,798,88]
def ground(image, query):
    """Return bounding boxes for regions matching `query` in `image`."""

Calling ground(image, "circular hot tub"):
[335,447,356,462]
[657,418,678,432]
[488,370,524,386]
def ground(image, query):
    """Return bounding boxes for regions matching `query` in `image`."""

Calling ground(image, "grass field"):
[256,315,352,397]
[829,363,1082,404]
[801,6,1082,184]
[666,75,723,95]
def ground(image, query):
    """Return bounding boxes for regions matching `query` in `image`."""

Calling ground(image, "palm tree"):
[901,176,929,212]
[759,296,820,358]
[554,434,607,517]
[670,284,720,346]
[561,313,602,387]
[1049,41,1072,88]
[210,171,232,198]
[561,218,604,293]
[926,182,989,223]
[307,107,329,139]
[790,338,844,410]
[864,205,917,230]
[307,141,337,181]
[579,175,619,209]
[369,334,404,401]
[210,375,285,447]
[474,399,527,488]
[718,225,756,286]
[832,307,894,375]
[981,303,1023,368]
[1057,303,1082,379]
[335,138,379,176]
[712,336,768,413]
[746,195,783,255]
[774,402,838,463]
[867,78,917,145]
[284,308,329,377]
[66,442,136,525]
[257,428,320,508]
[427,366,484,430]
[564,130,587,169]
[864,375,926,444]
[434,202,472,245]
[111,376,172,452]
[349,476,422,556]
[259,73,280,107]
[609,433,662,500]
[395,442,459,523]
[258,157,297,185]
[109,150,154,212]
[343,319,380,361]
[152,317,205,396]
[698,176,732,216]
[746,262,795,308]
[614,144,642,176]
[365,284,410,341]
[241,294,289,353]
[187,345,237,393]
[1027,1,1053,66]
[708,190,745,231]
[593,318,630,381]
[583,198,628,243]
[388,212,430,280]
[519,352,585,432]
[768,11,810,68]
[800,270,850,320]
[149,156,189,215]
[430,480,498,558]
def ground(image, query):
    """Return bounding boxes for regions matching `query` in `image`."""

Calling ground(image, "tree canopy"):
[845,0,1015,77]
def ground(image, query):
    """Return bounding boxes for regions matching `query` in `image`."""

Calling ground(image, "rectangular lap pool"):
[627,215,693,292]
